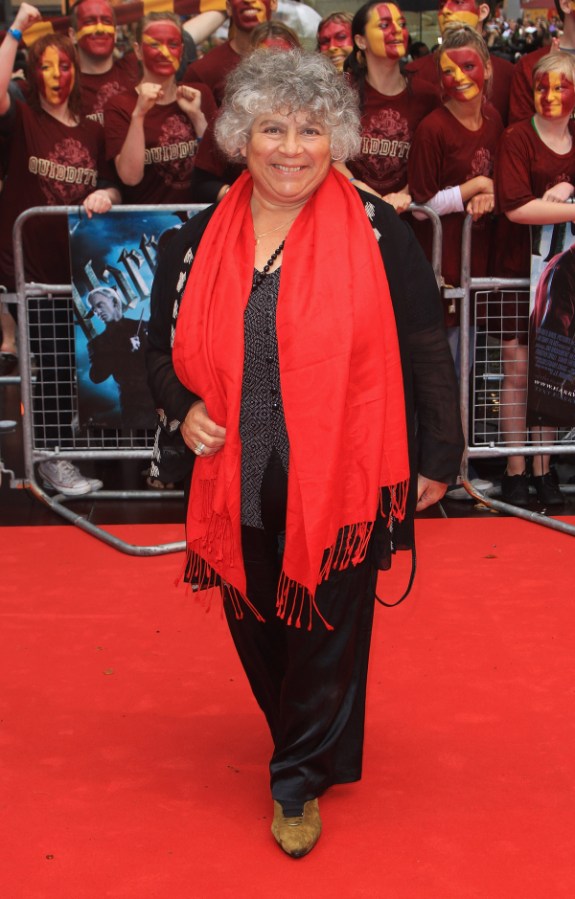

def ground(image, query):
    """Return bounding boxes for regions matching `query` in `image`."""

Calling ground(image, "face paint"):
[317,21,353,72]
[35,45,76,107]
[259,36,294,50]
[438,0,480,34]
[534,71,575,119]
[363,4,409,61]
[141,22,183,77]
[227,0,272,32]
[74,0,115,59]
[440,47,485,102]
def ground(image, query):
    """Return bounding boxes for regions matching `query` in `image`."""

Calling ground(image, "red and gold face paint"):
[227,0,272,32]
[74,0,115,59]
[440,47,485,102]
[364,4,409,61]
[141,21,183,77]
[438,0,480,34]
[258,36,294,50]
[35,45,76,106]
[317,21,353,72]
[534,71,575,119]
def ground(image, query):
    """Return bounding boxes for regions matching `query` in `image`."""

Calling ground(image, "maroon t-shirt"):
[182,41,240,106]
[493,117,575,277]
[408,104,503,321]
[347,78,440,195]
[404,51,513,126]
[508,46,548,125]
[104,85,217,204]
[80,53,140,125]
[0,100,115,289]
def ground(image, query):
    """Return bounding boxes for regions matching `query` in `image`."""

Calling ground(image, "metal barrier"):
[8,201,445,554]
[458,214,575,536]
[12,204,211,555]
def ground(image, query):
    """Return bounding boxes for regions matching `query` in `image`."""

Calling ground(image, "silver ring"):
[194,442,206,456]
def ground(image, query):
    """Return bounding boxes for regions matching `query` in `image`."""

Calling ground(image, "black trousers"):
[223,452,378,807]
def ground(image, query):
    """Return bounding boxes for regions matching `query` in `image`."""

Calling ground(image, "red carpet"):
[2,519,575,898]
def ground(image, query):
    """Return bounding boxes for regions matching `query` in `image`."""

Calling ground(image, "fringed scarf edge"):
[180,478,409,630]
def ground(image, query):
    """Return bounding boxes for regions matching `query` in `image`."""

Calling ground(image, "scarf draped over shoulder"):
[172,168,409,628]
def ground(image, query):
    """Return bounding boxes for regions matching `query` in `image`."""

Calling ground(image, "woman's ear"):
[354,35,366,51]
[133,41,142,62]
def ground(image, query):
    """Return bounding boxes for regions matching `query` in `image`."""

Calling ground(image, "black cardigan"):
[146,190,464,553]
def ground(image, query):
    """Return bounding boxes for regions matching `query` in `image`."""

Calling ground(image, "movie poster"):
[528,222,575,427]
[69,208,193,429]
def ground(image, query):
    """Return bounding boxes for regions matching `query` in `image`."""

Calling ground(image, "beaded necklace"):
[252,239,285,292]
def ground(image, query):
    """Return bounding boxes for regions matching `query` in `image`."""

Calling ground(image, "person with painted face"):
[509,0,575,124]
[408,25,502,364]
[0,4,120,497]
[147,49,462,858]
[183,0,277,105]
[316,12,353,73]
[343,1,440,211]
[404,0,513,125]
[104,12,216,204]
[69,0,140,122]
[492,52,575,506]
[0,4,120,292]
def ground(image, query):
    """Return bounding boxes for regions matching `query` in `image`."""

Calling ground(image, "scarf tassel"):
[276,571,335,632]
[380,479,409,523]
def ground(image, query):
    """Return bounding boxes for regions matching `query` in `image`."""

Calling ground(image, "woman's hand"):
[416,474,448,511]
[381,190,412,215]
[542,181,574,204]
[176,85,208,137]
[466,191,494,221]
[134,82,164,117]
[180,400,226,456]
[13,2,42,33]
[82,188,117,218]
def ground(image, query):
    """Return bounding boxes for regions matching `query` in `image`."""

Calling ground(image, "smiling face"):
[140,21,183,78]
[74,0,115,59]
[440,47,485,102]
[534,71,575,119]
[227,0,274,33]
[35,45,76,107]
[438,0,480,34]
[362,4,409,61]
[242,110,332,208]
[317,21,353,72]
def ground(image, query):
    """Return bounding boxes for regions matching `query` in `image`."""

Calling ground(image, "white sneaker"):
[38,460,103,496]
[446,478,493,501]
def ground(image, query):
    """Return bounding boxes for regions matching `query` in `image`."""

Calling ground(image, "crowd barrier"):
[458,214,575,537]
[4,202,572,553]
[9,204,212,555]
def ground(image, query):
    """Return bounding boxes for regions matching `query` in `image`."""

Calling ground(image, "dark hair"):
[345,1,401,103]
[26,33,82,119]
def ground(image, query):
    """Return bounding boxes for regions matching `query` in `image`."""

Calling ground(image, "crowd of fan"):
[1,0,574,505]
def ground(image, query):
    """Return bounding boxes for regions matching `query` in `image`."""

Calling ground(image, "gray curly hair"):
[215,49,361,162]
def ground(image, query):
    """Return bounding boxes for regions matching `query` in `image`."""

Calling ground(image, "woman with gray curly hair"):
[147,49,462,858]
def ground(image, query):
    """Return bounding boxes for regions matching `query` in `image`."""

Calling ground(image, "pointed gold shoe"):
[271,798,322,858]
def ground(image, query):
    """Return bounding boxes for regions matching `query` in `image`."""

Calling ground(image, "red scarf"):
[172,169,409,628]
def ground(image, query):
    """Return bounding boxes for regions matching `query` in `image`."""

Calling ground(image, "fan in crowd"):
[408,24,503,372]
[316,11,353,72]
[494,51,575,506]
[343,1,440,213]
[104,11,216,204]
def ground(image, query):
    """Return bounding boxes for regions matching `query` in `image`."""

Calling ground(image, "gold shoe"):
[271,799,322,858]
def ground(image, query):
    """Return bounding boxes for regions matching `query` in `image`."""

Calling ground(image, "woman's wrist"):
[8,26,23,41]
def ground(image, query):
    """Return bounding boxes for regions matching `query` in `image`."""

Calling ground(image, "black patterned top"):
[240,267,290,528]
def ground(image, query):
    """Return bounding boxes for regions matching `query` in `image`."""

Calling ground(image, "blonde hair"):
[532,51,575,86]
